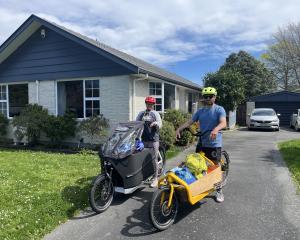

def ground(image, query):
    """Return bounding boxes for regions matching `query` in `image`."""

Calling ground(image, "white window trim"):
[0,83,31,119]
[56,79,100,119]
[149,81,181,113]
[0,84,8,118]
[84,80,100,118]
[149,81,164,113]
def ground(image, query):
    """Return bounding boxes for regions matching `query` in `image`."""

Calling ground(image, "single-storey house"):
[0,15,201,143]
[247,91,300,126]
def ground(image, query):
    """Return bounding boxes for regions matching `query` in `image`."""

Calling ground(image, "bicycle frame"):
[158,152,222,206]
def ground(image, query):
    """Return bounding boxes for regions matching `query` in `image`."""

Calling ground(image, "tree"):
[261,44,294,90]
[220,51,277,99]
[263,23,300,90]
[203,69,245,112]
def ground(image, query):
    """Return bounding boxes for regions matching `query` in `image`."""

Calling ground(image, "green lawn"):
[0,149,99,240]
[278,139,300,192]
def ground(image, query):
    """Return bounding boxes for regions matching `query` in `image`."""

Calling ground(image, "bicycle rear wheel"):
[149,187,178,231]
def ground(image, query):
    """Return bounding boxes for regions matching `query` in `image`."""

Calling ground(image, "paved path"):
[44,128,300,240]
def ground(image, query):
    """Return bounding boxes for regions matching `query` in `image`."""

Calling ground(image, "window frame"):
[0,84,8,118]
[84,79,100,118]
[56,78,101,119]
[8,83,29,118]
[148,81,164,113]
[0,83,29,119]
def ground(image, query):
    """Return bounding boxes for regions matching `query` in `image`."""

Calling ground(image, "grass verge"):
[0,149,99,240]
[166,145,182,160]
[278,139,300,192]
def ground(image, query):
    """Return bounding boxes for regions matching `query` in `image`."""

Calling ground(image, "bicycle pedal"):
[214,181,222,189]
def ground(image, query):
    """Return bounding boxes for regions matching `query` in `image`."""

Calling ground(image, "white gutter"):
[132,73,149,120]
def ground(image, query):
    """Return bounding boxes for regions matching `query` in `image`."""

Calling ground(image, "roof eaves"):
[139,68,201,91]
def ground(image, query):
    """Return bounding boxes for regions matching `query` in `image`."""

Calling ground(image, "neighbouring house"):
[246,91,300,126]
[0,14,201,143]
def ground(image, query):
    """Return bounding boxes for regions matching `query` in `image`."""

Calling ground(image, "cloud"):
[0,0,300,67]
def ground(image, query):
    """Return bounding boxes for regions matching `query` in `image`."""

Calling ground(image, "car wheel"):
[295,123,299,131]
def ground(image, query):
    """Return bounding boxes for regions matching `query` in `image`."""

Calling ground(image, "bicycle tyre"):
[221,150,230,186]
[89,174,114,213]
[149,186,178,231]
[158,147,166,176]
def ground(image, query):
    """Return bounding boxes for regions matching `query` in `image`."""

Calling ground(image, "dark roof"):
[0,14,200,90]
[249,90,300,102]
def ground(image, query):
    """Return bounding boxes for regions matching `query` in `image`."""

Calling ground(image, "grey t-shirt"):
[136,110,162,142]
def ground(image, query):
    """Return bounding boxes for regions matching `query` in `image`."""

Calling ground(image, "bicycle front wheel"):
[89,174,114,213]
[149,187,178,231]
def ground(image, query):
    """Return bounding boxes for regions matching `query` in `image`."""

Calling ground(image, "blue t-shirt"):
[192,104,226,148]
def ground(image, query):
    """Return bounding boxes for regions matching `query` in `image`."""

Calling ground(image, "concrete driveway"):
[44,128,300,240]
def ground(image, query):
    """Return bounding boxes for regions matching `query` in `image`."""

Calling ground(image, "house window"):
[8,84,28,117]
[0,84,28,118]
[57,81,84,118]
[164,83,175,110]
[149,82,162,112]
[57,79,100,118]
[85,80,100,117]
[0,85,7,117]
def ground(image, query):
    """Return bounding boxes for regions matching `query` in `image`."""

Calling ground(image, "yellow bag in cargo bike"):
[185,153,208,179]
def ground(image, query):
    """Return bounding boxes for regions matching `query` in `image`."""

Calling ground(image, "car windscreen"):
[252,110,275,116]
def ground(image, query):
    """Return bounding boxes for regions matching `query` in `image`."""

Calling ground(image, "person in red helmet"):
[136,96,162,187]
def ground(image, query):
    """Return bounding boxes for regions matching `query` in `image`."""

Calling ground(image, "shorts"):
[195,144,221,164]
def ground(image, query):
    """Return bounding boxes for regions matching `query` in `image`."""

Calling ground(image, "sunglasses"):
[203,95,215,99]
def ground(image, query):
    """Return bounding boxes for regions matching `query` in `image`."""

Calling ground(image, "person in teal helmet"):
[175,87,227,203]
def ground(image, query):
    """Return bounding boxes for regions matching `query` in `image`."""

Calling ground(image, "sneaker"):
[150,178,158,188]
[215,189,224,203]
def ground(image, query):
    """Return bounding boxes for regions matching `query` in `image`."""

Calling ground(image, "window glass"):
[57,81,84,118]
[164,83,175,110]
[0,102,7,116]
[149,82,162,112]
[85,80,100,117]
[58,80,100,118]
[0,85,7,100]
[8,84,28,117]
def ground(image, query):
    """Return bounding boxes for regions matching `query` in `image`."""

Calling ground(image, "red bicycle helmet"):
[145,96,156,104]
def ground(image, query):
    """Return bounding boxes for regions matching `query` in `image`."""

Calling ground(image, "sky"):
[1,0,300,86]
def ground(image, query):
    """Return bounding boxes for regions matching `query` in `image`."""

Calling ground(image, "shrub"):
[160,120,176,148]
[43,113,77,145]
[0,113,8,136]
[177,129,193,146]
[12,104,49,145]
[189,122,199,143]
[163,109,187,129]
[78,115,109,145]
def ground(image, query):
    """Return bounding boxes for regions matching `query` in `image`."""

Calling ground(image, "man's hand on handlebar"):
[210,128,218,140]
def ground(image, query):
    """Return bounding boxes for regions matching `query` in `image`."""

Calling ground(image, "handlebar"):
[191,130,212,137]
